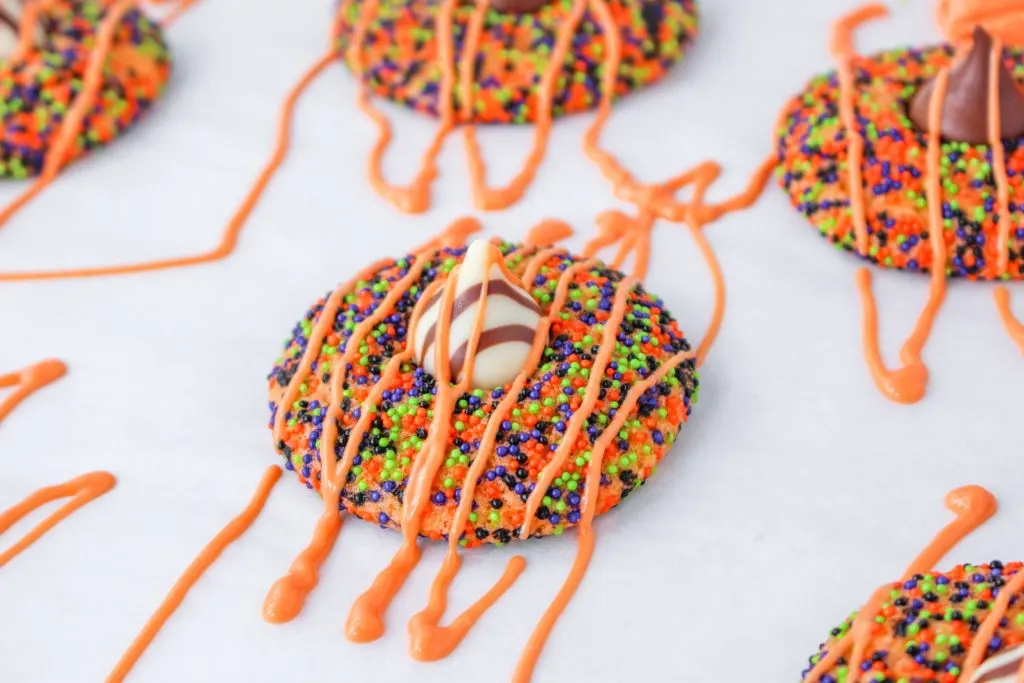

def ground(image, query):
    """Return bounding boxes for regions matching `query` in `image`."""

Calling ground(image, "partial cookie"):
[0,0,171,178]
[802,562,1024,682]
[775,36,1024,280]
[333,0,699,123]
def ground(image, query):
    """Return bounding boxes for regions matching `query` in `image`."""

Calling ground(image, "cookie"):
[0,0,171,179]
[333,0,699,124]
[797,485,1024,682]
[802,561,1024,682]
[774,28,1024,280]
[267,238,699,546]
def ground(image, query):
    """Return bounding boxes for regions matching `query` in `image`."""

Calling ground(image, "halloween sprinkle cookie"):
[771,1,1024,404]
[267,236,698,546]
[775,25,1024,281]
[0,0,171,179]
[261,221,700,678]
[333,0,699,124]
[799,486,1024,683]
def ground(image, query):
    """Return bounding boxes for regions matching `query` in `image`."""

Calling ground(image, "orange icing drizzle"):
[11,1,41,62]
[462,0,588,210]
[990,36,1014,275]
[971,14,1024,370]
[512,348,694,683]
[937,0,1024,45]
[519,273,636,537]
[0,43,337,282]
[348,0,457,214]
[994,286,1024,354]
[524,218,574,247]
[0,359,111,571]
[343,0,590,213]
[274,254,440,633]
[802,485,997,682]
[406,251,589,661]
[580,0,773,367]
[151,0,199,27]
[262,262,397,625]
[345,241,503,643]
[857,67,950,405]
[262,220,480,624]
[830,3,888,257]
[985,27,1024,358]
[268,258,393,453]
[107,465,281,683]
[0,471,115,568]
[0,358,66,424]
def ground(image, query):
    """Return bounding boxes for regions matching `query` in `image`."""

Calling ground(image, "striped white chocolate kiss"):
[971,644,1024,682]
[412,240,542,389]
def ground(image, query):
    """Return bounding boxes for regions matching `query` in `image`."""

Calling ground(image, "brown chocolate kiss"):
[910,27,1024,145]
[491,0,550,13]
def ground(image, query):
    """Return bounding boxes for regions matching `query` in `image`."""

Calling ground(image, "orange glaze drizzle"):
[406,253,595,662]
[11,0,41,62]
[990,36,1014,275]
[262,219,480,624]
[0,359,110,571]
[983,27,1024,360]
[0,358,66,424]
[107,466,281,683]
[261,258,394,624]
[524,219,574,247]
[937,0,1024,46]
[346,242,502,643]
[348,0,457,214]
[512,349,694,683]
[857,68,950,405]
[266,256,438,626]
[994,286,1024,354]
[0,471,115,568]
[580,0,773,367]
[519,274,636,538]
[801,485,997,682]
[151,0,200,27]
[264,281,440,624]
[462,0,588,211]
[347,0,588,213]
[0,46,338,282]
[269,259,393,453]
[830,3,889,257]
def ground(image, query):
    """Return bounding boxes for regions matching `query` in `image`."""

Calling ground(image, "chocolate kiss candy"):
[910,26,1024,144]
[412,240,542,390]
[969,643,1024,683]
[492,0,550,13]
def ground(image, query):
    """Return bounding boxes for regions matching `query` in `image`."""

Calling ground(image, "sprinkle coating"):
[267,242,698,546]
[332,0,699,124]
[803,562,1024,682]
[775,44,1024,280]
[0,0,171,179]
